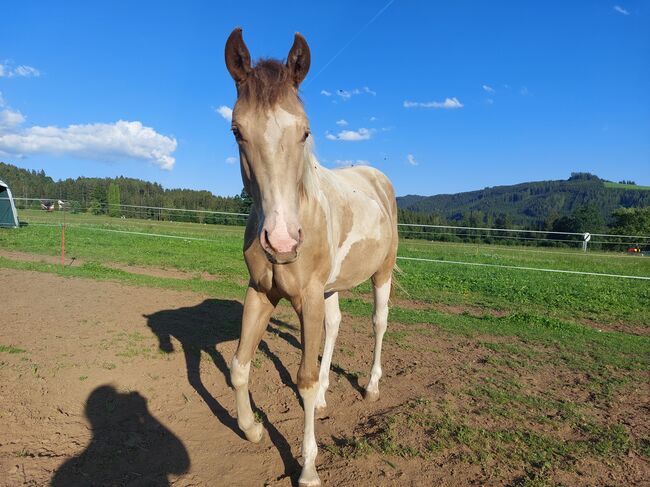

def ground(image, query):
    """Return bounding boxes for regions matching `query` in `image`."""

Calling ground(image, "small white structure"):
[582,232,591,252]
[0,179,19,228]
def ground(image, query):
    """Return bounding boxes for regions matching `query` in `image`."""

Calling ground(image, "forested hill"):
[397,173,650,229]
[2,162,649,232]
[0,161,249,214]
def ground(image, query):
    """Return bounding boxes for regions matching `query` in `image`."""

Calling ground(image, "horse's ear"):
[225,27,252,84]
[286,33,310,87]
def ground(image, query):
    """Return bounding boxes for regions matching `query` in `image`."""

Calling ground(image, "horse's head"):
[225,28,311,264]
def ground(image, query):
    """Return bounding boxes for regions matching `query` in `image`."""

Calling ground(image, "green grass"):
[2,210,648,328]
[604,181,650,191]
[0,344,26,354]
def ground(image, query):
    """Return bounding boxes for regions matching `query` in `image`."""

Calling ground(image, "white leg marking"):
[299,382,321,486]
[366,279,390,400]
[315,293,341,411]
[231,355,263,442]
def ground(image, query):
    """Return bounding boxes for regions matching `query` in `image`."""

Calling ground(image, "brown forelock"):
[237,59,301,108]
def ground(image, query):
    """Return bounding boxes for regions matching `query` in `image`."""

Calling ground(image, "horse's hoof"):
[243,422,264,443]
[364,389,379,402]
[298,473,321,487]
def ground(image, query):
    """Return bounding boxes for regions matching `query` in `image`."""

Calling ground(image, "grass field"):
[604,181,650,191]
[2,209,649,486]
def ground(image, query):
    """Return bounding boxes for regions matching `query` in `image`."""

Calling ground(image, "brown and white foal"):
[225,28,398,486]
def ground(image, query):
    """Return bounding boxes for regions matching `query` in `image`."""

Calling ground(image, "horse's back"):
[330,165,397,221]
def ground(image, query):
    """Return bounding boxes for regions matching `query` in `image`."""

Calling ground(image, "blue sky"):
[1,1,648,197]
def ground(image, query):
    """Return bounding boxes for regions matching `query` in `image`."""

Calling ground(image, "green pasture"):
[1,209,649,485]
[604,181,650,191]
[3,209,649,327]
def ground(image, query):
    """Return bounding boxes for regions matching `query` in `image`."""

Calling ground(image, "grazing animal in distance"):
[225,28,398,486]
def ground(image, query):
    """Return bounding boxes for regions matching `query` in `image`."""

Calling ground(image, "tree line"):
[2,162,648,247]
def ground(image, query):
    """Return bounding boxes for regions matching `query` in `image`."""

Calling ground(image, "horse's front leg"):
[295,285,325,487]
[231,285,278,443]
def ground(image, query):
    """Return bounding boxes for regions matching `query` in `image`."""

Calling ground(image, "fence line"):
[396,256,650,281]
[401,239,643,259]
[6,198,650,247]
[17,222,649,281]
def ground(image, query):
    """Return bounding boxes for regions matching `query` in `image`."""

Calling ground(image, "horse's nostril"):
[297,228,304,244]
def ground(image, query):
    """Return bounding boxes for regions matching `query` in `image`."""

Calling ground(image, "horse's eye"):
[232,127,244,142]
[302,129,311,142]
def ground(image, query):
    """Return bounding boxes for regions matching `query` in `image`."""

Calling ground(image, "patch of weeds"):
[384,330,411,349]
[79,375,88,381]
[14,448,33,458]
[0,344,26,354]
[338,347,354,357]
[577,422,629,455]
[329,397,633,480]
[323,436,373,459]
[639,437,650,458]
[102,362,116,370]
[252,354,263,369]
[112,332,158,359]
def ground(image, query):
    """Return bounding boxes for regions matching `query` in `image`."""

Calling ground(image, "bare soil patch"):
[0,268,647,486]
[0,249,221,281]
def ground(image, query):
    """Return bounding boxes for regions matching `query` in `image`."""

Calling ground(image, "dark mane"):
[238,59,298,107]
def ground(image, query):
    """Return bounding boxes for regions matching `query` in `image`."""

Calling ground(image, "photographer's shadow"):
[144,298,301,480]
[52,385,189,486]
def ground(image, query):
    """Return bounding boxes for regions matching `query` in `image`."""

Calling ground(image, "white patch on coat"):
[326,186,383,285]
[264,107,298,155]
[230,355,251,388]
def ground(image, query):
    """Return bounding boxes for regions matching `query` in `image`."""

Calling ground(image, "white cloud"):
[336,119,348,126]
[613,5,630,15]
[225,156,238,164]
[326,86,377,101]
[0,120,177,170]
[486,98,494,105]
[216,105,233,121]
[325,127,374,141]
[0,109,26,130]
[520,86,529,96]
[14,65,40,77]
[0,62,40,78]
[337,90,352,100]
[369,116,378,122]
[403,97,464,109]
[333,159,370,167]
[407,154,418,166]
[482,84,495,94]
[0,91,5,107]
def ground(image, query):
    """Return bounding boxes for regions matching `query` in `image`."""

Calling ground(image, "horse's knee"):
[230,355,250,388]
[297,367,319,395]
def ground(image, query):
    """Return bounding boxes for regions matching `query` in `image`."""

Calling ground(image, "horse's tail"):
[390,262,408,301]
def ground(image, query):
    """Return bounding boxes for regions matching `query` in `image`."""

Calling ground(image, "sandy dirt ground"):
[0,268,647,486]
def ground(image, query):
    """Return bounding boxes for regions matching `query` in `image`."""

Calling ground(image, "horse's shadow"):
[144,298,301,482]
[51,385,190,486]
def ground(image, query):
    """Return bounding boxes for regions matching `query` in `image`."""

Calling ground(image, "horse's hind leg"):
[315,292,341,412]
[231,285,278,443]
[364,272,391,402]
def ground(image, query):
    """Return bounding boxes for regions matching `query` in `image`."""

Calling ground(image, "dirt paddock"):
[0,268,647,486]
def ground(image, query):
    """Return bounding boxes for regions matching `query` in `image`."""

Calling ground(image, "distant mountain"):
[397,173,650,229]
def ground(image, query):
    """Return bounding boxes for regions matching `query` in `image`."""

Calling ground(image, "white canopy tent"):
[0,179,19,228]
